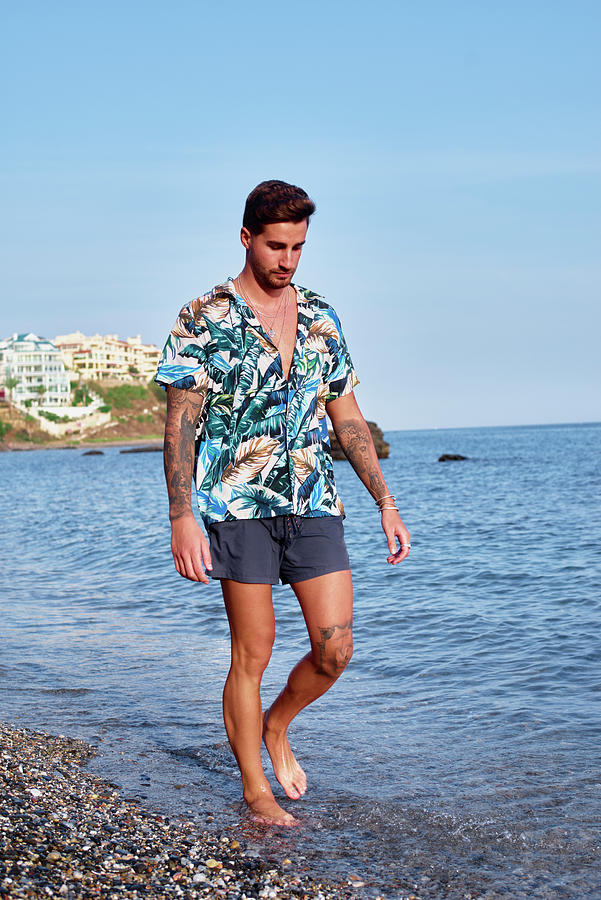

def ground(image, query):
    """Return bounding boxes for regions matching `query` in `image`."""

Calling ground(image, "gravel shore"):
[0,723,362,900]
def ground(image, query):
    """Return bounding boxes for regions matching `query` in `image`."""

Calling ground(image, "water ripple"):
[2,424,601,897]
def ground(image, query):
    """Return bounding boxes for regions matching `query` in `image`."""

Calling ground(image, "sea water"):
[1,423,600,899]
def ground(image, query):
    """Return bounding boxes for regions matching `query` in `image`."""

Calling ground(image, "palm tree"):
[4,376,19,404]
[29,383,47,413]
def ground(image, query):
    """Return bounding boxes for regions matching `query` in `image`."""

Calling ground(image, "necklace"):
[236,276,289,341]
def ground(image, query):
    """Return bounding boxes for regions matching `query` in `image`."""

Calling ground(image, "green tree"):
[4,376,19,403]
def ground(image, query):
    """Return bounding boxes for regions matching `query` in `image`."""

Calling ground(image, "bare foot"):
[244,791,299,827]
[262,709,307,800]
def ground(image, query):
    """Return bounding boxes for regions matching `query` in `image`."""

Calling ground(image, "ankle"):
[243,778,274,805]
[263,705,289,736]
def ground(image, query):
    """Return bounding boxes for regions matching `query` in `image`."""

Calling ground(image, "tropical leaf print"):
[155,278,358,526]
[307,473,326,509]
[316,383,329,420]
[291,447,317,483]
[305,318,339,353]
[237,391,278,434]
[197,437,222,474]
[298,466,320,502]
[203,491,228,519]
[170,315,196,339]
[230,485,290,518]
[255,329,278,355]
[245,415,286,439]
[189,294,230,323]
[193,372,214,396]
[263,388,288,409]
[221,436,279,486]
[210,394,233,414]
[262,457,292,494]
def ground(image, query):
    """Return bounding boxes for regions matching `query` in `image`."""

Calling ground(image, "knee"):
[314,627,353,680]
[231,639,273,680]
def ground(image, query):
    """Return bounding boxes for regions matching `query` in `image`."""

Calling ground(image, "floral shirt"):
[155,277,359,527]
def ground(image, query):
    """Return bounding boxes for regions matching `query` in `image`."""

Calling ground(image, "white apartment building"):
[54,331,160,382]
[0,333,71,406]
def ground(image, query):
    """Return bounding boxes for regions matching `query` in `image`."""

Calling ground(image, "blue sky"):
[2,1,600,430]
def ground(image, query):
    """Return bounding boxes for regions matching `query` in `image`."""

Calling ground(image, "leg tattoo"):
[316,618,353,677]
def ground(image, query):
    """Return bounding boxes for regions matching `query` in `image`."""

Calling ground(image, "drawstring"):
[285,514,303,542]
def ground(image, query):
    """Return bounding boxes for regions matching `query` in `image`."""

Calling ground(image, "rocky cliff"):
[328,421,390,460]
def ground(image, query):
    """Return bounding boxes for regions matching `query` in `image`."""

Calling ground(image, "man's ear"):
[240,227,252,250]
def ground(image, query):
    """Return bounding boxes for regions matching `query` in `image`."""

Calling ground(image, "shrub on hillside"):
[39,410,71,423]
[96,383,147,409]
[0,421,12,440]
[149,379,166,403]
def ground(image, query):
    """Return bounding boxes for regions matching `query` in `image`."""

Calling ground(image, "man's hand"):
[170,513,213,584]
[381,509,411,565]
[327,393,412,565]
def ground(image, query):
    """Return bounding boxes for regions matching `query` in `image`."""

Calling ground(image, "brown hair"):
[243,180,316,234]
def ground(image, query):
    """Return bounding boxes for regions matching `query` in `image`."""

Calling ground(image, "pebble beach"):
[0,723,362,900]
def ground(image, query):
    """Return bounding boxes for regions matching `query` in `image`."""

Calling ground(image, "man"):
[155,180,410,826]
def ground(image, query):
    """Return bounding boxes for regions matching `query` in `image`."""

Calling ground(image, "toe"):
[291,777,305,797]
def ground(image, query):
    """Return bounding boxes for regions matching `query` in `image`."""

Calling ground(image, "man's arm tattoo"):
[163,387,207,520]
[333,417,387,499]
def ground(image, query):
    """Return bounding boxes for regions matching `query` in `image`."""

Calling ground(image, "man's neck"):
[237,266,290,308]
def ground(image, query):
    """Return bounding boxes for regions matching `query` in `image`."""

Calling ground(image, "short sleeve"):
[323,308,360,402]
[154,301,217,395]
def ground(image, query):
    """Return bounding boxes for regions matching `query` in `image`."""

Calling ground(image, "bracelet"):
[379,505,398,512]
[375,493,396,506]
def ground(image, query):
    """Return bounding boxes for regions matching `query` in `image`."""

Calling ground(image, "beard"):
[251,261,295,292]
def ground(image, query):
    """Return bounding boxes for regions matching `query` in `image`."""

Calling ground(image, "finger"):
[200,537,213,573]
[171,543,190,580]
[381,516,400,554]
[191,550,210,584]
[179,551,206,583]
[383,524,408,558]
[387,530,411,564]
[388,545,410,564]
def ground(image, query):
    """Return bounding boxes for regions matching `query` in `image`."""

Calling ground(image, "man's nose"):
[279,250,293,270]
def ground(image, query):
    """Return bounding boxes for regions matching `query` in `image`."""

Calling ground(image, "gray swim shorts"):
[207,514,350,585]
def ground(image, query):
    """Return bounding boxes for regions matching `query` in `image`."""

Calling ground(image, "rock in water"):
[329,421,390,460]
[120,445,162,453]
[438,453,468,462]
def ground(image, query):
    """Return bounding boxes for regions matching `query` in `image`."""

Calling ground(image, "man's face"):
[241,220,308,291]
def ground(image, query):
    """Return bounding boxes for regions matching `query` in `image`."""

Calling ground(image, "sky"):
[2,0,600,430]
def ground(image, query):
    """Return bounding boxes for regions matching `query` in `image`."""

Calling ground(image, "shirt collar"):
[216,277,320,303]
[214,277,319,359]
